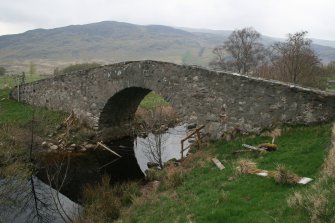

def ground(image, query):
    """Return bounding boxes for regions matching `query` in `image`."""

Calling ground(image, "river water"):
[134,124,190,172]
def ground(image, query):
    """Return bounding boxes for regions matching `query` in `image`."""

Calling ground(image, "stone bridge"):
[11,60,335,139]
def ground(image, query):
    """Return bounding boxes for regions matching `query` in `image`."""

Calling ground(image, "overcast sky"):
[0,0,334,40]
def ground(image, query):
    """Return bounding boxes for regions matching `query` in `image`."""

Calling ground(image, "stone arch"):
[98,87,154,139]
[99,87,152,130]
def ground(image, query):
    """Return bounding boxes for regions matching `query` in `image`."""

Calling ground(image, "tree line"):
[210,28,334,89]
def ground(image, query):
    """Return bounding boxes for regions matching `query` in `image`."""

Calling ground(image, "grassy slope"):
[0,73,44,89]
[138,91,169,109]
[0,89,66,135]
[123,124,332,223]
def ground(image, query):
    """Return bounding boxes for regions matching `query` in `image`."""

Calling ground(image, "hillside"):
[0,21,219,72]
[0,21,335,73]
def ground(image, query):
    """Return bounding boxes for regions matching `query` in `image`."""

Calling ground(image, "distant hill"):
[0,21,334,73]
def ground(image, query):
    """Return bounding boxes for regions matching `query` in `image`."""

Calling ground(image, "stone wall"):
[11,60,335,139]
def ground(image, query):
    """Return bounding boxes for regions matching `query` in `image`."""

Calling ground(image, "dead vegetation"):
[274,164,299,185]
[235,159,301,185]
[236,159,258,174]
[77,175,142,223]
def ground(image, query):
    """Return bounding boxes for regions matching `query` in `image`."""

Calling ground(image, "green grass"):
[139,91,169,109]
[123,124,332,223]
[0,89,66,135]
[0,73,44,89]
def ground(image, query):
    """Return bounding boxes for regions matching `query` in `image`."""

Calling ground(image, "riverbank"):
[118,123,333,223]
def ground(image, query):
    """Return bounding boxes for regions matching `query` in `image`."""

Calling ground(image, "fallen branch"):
[97,142,122,158]
[242,144,266,152]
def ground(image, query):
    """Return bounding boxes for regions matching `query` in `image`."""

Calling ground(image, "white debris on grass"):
[298,177,313,185]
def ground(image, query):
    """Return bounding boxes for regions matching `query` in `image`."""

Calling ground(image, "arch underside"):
[98,87,152,140]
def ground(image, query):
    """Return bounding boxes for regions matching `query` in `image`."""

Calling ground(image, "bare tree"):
[324,61,335,78]
[134,107,169,169]
[271,31,323,87]
[210,27,266,75]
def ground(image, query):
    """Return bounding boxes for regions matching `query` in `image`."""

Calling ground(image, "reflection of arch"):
[99,87,152,129]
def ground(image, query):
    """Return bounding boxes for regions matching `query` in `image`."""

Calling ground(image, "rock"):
[67,147,75,151]
[187,123,197,129]
[206,114,218,122]
[84,144,96,149]
[165,158,180,167]
[152,180,160,191]
[50,145,58,150]
[188,139,195,143]
[207,122,222,139]
[147,162,159,169]
[70,143,76,147]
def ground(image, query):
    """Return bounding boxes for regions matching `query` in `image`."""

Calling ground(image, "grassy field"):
[0,73,45,89]
[122,124,332,223]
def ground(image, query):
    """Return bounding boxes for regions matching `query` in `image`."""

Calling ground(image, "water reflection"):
[134,124,190,173]
[37,125,190,202]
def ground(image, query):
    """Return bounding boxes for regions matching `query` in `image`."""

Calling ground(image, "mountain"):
[312,38,335,48]
[0,21,220,73]
[0,21,335,73]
